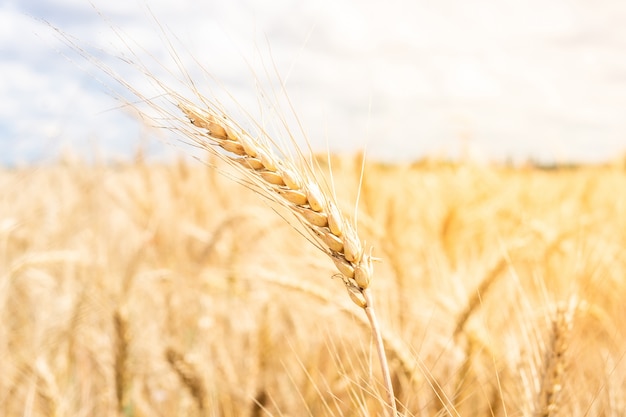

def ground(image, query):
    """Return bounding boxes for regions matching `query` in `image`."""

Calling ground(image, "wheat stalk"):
[176,101,396,415]
[53,20,397,414]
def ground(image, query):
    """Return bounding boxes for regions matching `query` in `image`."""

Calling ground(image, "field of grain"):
[1,155,625,416]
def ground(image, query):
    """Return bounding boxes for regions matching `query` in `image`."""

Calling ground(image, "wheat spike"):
[536,298,576,417]
[178,103,373,308]
[113,310,130,415]
[165,347,207,413]
[178,102,398,415]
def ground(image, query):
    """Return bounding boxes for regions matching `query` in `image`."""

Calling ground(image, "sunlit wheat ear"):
[51,17,373,306]
[178,102,373,307]
[536,298,576,417]
[178,102,396,415]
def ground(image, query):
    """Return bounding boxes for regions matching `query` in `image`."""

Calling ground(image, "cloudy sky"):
[2,0,626,165]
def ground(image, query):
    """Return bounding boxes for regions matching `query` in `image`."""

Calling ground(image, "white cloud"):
[2,0,626,165]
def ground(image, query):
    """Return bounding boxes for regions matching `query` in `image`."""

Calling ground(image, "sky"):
[2,0,626,166]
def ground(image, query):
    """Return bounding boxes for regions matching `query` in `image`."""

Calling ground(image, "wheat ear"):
[54,20,395,411]
[113,310,130,416]
[536,299,576,417]
[165,348,208,413]
[177,102,396,415]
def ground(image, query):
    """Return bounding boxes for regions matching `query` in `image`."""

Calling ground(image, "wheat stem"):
[176,101,397,412]
[363,288,397,416]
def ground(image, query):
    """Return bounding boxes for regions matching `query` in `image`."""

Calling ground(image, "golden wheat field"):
[1,153,626,416]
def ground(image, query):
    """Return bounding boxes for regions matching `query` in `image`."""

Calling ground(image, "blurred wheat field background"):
[1,154,625,416]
